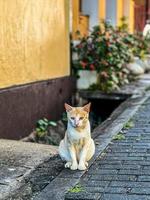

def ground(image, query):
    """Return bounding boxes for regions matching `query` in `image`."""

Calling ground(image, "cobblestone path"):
[65,97,150,200]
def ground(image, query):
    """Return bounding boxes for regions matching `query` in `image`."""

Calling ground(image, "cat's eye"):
[79,117,84,120]
[71,117,75,120]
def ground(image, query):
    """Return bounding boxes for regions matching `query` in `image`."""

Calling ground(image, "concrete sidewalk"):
[0,140,62,200]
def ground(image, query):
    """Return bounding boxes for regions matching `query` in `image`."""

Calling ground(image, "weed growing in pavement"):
[123,120,134,129]
[68,184,85,193]
[113,133,125,140]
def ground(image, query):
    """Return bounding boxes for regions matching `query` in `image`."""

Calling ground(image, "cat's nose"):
[75,121,79,126]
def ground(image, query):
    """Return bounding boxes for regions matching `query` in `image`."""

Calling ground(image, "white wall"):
[105,0,117,26]
[81,0,99,30]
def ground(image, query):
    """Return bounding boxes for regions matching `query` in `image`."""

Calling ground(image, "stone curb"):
[33,92,150,200]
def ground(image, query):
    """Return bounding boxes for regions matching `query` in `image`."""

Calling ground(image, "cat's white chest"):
[67,124,90,142]
[69,128,85,141]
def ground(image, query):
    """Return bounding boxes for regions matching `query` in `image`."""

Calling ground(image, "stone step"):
[0,139,63,200]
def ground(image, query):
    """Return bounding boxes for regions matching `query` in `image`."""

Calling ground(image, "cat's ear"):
[64,103,73,112]
[83,102,91,113]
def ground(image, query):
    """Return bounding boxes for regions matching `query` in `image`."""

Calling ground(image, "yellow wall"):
[117,0,123,26]
[99,0,106,20]
[0,0,70,89]
[98,0,135,33]
[129,0,135,33]
[123,0,135,33]
[72,0,80,39]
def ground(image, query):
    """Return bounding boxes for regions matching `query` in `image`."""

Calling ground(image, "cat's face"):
[64,103,91,128]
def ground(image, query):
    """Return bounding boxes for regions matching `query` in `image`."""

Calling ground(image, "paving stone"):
[80,180,109,188]
[104,187,128,194]
[83,187,105,193]
[106,148,132,153]
[110,148,147,153]
[147,149,150,153]
[90,164,141,170]
[110,144,132,148]
[128,153,149,157]
[65,192,101,200]
[101,194,150,200]
[118,169,150,175]
[143,166,150,170]
[89,174,137,181]
[125,133,142,137]
[104,156,145,161]
[87,169,118,175]
[123,160,150,166]
[144,128,150,133]
[105,153,129,157]
[96,160,123,165]
[131,187,150,195]
[110,181,150,188]
[58,169,83,178]
[138,176,150,181]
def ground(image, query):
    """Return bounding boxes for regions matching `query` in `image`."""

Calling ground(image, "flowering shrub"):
[122,32,149,59]
[73,23,133,92]
[72,20,150,92]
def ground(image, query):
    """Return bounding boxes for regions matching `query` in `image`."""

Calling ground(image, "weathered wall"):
[0,77,76,139]
[0,0,70,89]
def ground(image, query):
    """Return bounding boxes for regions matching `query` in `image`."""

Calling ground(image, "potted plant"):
[72,23,133,92]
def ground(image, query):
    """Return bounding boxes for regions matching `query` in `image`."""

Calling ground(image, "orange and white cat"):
[59,103,95,170]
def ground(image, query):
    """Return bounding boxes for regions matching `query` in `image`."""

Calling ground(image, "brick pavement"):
[65,97,150,200]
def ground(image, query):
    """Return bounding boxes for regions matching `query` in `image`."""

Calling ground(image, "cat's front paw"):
[70,162,78,170]
[65,162,72,168]
[78,163,87,171]
[85,162,88,167]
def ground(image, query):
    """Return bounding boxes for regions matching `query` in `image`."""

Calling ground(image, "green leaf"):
[68,184,85,193]
[49,121,57,126]
[43,118,49,122]
[36,128,41,133]
[113,133,125,140]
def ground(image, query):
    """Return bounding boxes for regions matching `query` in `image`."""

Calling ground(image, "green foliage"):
[62,112,68,122]
[72,21,133,92]
[124,120,134,129]
[144,32,150,54]
[69,184,85,193]
[113,133,125,140]
[36,118,57,138]
[118,16,129,32]
[122,32,149,60]
[72,19,149,93]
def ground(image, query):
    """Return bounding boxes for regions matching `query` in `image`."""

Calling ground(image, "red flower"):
[80,61,87,69]
[90,64,95,70]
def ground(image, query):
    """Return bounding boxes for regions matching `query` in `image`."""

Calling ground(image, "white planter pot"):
[77,70,97,89]
[143,55,150,71]
[135,57,146,72]
[127,57,145,75]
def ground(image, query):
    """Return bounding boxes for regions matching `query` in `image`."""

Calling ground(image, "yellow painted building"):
[0,0,70,89]
[72,0,135,39]
[0,0,75,139]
